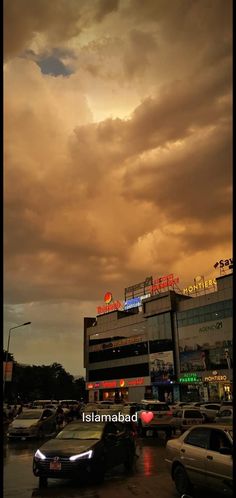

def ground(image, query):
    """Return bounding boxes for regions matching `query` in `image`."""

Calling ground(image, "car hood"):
[38,438,98,457]
[10,419,39,428]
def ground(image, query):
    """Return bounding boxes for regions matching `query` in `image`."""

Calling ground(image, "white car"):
[7,409,57,439]
[137,400,173,437]
[170,408,204,434]
[199,403,221,422]
[215,407,233,424]
[165,424,233,496]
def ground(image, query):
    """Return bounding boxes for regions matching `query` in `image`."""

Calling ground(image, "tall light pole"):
[3,321,31,398]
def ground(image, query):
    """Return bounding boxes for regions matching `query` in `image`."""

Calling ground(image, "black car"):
[33,420,136,487]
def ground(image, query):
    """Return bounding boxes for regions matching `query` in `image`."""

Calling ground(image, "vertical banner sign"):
[3,361,13,382]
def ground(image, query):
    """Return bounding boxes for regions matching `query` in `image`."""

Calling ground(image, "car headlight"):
[35,449,46,460]
[69,450,93,461]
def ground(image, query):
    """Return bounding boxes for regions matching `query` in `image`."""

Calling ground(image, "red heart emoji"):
[140,411,154,424]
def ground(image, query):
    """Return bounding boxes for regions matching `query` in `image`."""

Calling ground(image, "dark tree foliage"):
[3,352,85,402]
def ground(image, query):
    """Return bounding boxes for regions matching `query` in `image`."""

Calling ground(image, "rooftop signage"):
[214,258,233,270]
[182,277,217,295]
[97,297,123,315]
[150,274,179,294]
[125,276,153,300]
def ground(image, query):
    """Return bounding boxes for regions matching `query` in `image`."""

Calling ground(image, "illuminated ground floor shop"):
[86,377,151,403]
[179,370,233,402]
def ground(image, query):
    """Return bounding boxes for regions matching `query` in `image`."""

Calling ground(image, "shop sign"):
[183,278,216,294]
[214,258,233,270]
[89,334,146,352]
[199,321,223,332]
[126,378,144,386]
[204,374,229,382]
[86,377,146,389]
[179,373,201,383]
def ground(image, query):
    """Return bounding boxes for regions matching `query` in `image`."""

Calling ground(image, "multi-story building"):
[84,271,233,403]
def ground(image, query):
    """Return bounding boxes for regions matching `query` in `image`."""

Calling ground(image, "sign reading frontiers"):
[86,377,146,389]
[183,278,217,294]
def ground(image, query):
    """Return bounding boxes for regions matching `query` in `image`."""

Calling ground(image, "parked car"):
[215,408,233,424]
[199,403,221,422]
[137,400,173,437]
[33,420,136,487]
[170,408,204,434]
[7,409,57,440]
[165,424,233,496]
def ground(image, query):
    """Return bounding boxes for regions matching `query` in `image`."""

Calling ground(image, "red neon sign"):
[102,381,117,389]
[127,377,144,386]
[149,274,179,293]
[97,300,123,315]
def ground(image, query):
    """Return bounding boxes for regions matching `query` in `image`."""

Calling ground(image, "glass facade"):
[89,341,148,363]
[148,312,172,340]
[177,299,232,327]
[88,363,149,381]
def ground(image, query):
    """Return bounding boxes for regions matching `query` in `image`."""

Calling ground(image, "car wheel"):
[173,465,191,495]
[39,476,48,488]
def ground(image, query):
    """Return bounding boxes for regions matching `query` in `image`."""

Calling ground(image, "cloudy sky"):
[4,0,232,376]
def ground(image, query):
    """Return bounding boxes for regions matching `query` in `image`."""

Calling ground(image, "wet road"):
[4,433,178,498]
[4,434,227,498]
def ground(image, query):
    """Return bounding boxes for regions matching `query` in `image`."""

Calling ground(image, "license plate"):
[50,462,61,470]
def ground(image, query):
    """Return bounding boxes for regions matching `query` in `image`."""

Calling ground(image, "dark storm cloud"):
[36,55,74,76]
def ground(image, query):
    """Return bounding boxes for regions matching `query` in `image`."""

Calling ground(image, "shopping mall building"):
[84,267,233,404]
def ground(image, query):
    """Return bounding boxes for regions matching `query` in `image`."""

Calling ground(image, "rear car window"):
[185,410,203,418]
[219,410,232,417]
[144,404,169,411]
[184,428,210,448]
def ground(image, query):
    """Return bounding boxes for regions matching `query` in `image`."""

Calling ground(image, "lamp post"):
[3,321,31,398]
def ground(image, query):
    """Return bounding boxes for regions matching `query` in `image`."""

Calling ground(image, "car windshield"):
[56,423,104,440]
[16,411,42,420]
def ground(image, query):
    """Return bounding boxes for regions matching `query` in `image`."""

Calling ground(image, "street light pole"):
[3,321,31,398]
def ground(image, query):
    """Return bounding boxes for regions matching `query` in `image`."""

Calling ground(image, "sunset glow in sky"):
[4,0,232,375]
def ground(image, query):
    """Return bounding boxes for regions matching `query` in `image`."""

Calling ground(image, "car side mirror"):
[219,447,232,456]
